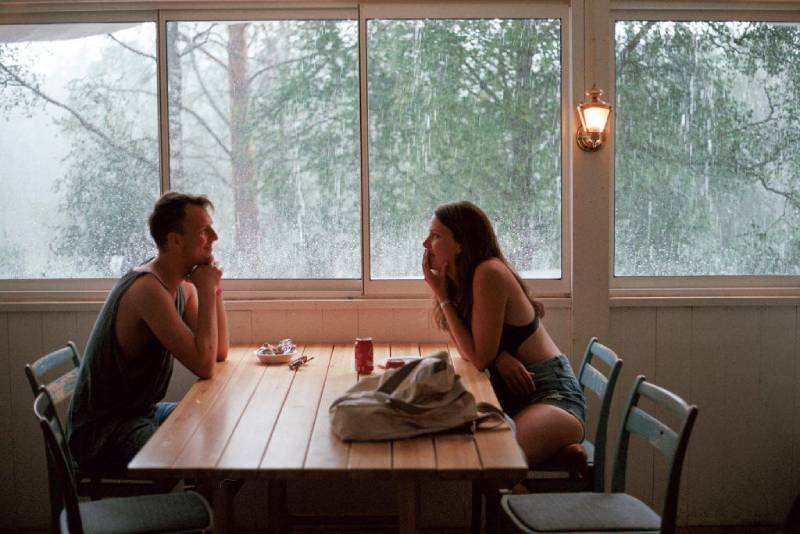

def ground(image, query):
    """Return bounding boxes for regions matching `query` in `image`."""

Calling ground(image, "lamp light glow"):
[576,84,612,151]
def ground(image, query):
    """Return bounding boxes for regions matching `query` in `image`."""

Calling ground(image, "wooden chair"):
[525,337,624,493]
[474,338,623,532]
[500,375,699,534]
[24,342,172,526]
[33,388,212,534]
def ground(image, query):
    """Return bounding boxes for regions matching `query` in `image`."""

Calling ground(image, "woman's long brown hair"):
[431,201,544,331]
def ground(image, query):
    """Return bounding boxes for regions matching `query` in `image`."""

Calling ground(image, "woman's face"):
[423,216,461,271]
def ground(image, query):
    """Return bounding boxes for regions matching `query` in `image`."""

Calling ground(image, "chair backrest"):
[25,341,81,405]
[611,375,699,534]
[33,389,85,534]
[575,337,623,492]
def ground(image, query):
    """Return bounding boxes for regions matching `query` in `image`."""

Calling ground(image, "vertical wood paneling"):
[543,307,571,363]
[321,309,358,342]
[74,311,99,354]
[653,308,693,525]
[252,310,288,343]
[722,308,760,524]
[0,313,13,528]
[358,308,430,342]
[753,306,797,523]
[286,309,324,342]
[226,309,252,343]
[689,307,756,524]
[40,312,78,354]
[793,306,800,525]
[8,313,47,528]
[608,308,656,504]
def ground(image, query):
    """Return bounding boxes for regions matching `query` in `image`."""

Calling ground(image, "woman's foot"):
[550,443,588,469]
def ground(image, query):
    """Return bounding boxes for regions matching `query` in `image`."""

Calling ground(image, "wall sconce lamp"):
[576,84,612,151]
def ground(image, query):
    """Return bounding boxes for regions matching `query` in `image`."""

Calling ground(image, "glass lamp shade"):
[576,84,612,151]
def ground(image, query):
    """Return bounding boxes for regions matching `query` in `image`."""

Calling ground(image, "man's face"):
[178,204,218,266]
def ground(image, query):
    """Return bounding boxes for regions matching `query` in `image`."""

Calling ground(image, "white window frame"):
[609,1,800,298]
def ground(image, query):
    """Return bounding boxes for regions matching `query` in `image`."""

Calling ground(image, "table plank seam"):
[301,344,336,470]
[212,358,271,471]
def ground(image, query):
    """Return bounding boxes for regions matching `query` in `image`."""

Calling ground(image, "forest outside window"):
[0,22,159,279]
[367,17,563,281]
[168,19,361,280]
[614,19,800,279]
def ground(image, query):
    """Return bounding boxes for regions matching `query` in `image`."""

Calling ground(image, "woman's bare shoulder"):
[474,258,514,286]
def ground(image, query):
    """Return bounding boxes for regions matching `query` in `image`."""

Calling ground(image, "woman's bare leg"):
[513,403,584,466]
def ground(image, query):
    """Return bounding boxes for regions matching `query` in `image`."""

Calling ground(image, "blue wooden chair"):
[25,342,174,530]
[525,337,623,493]
[500,375,698,534]
[474,338,623,533]
[33,388,212,534]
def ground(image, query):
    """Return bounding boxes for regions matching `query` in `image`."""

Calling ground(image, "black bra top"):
[497,315,539,356]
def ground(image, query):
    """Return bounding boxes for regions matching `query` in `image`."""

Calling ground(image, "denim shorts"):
[489,354,586,426]
[72,401,177,471]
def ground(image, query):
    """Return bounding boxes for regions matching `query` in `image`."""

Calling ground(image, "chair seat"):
[62,490,211,533]
[504,492,661,532]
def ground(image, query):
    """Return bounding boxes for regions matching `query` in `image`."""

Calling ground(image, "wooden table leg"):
[267,480,288,534]
[213,478,240,534]
[471,481,483,534]
[398,480,420,534]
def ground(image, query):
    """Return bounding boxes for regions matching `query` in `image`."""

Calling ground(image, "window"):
[615,20,800,277]
[0,22,159,279]
[168,19,361,279]
[0,3,569,297]
[367,17,563,280]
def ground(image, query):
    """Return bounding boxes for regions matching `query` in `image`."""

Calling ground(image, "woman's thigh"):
[513,403,584,466]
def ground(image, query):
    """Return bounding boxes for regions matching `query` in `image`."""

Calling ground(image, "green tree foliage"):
[615,21,800,276]
[1,18,799,280]
[367,19,562,278]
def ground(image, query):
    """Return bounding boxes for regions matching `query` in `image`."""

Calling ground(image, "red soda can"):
[354,337,374,375]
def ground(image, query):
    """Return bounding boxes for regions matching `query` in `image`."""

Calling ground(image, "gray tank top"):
[66,269,185,460]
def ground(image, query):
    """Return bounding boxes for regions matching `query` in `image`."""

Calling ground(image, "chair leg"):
[485,488,502,533]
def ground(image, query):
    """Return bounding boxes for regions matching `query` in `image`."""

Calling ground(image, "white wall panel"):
[8,313,47,528]
[653,307,693,525]
[609,308,657,506]
[321,308,358,342]
[753,306,797,523]
[227,309,252,343]
[688,308,733,523]
[0,314,13,528]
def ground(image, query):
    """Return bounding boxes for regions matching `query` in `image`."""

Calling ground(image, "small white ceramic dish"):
[255,348,296,364]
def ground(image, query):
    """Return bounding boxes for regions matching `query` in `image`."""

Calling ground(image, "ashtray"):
[255,338,297,364]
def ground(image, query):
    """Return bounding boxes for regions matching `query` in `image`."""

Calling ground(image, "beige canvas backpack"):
[329,350,512,441]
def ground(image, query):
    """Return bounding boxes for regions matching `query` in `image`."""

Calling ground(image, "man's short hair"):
[149,192,214,250]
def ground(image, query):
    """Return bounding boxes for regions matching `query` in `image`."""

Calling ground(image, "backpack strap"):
[472,402,516,434]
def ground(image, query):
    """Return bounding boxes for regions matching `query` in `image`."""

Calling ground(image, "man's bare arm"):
[135,274,218,379]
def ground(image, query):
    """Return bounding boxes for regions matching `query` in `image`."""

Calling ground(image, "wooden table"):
[129,343,527,533]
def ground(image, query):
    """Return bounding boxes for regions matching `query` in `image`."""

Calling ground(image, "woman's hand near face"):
[495,351,535,396]
[422,249,449,302]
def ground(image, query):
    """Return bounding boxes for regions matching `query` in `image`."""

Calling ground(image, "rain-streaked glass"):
[168,20,360,279]
[367,19,562,280]
[615,21,800,276]
[0,23,158,278]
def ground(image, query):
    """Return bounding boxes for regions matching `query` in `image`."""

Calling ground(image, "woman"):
[422,201,585,466]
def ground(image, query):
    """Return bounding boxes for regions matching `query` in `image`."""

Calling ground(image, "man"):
[67,192,229,471]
